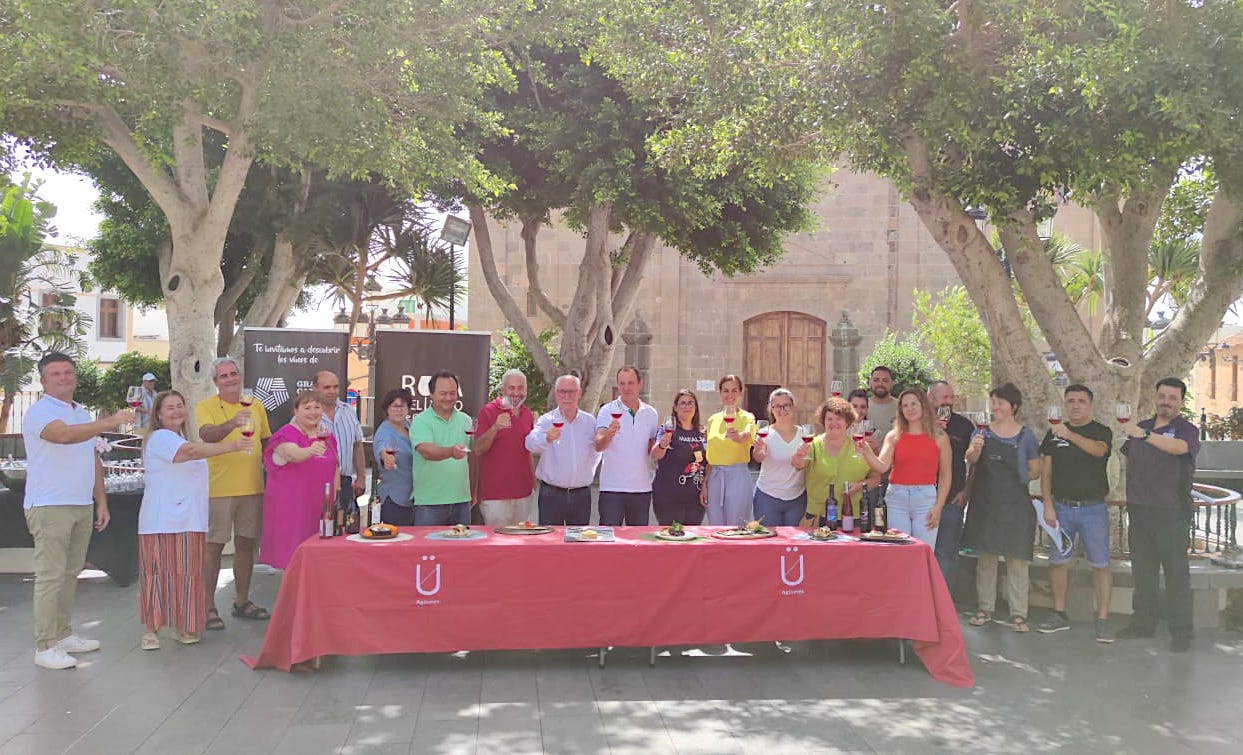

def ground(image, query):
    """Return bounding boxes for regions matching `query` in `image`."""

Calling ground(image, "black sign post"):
[372,330,492,426]
[242,328,350,430]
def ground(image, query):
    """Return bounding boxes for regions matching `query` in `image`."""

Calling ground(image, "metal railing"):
[1101,483,1240,561]
[0,391,43,434]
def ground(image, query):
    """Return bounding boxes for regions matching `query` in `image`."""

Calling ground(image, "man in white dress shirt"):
[525,375,602,525]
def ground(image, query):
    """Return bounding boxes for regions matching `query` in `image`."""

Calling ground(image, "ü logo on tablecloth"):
[780,547,805,587]
[416,555,442,596]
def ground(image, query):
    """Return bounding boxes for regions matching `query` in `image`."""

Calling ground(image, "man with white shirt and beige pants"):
[22,352,134,670]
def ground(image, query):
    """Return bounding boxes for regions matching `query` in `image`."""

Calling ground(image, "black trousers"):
[598,491,651,526]
[1127,505,1193,637]
[537,483,592,526]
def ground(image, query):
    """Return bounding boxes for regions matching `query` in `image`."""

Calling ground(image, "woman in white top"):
[138,391,251,650]
[750,388,807,526]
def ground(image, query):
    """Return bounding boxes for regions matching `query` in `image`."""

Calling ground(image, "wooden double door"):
[743,312,826,428]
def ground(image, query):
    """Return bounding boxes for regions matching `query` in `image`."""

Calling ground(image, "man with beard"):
[1117,378,1200,652]
[867,366,898,435]
[473,369,535,526]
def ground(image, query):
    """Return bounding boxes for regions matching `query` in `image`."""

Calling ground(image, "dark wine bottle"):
[319,483,334,538]
[873,492,887,532]
[825,483,839,531]
[859,483,871,533]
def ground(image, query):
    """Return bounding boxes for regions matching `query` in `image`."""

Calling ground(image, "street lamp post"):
[440,215,472,330]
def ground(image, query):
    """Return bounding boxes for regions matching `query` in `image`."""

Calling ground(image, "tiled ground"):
[1,567,1241,754]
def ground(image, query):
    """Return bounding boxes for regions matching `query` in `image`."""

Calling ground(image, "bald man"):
[315,371,366,508]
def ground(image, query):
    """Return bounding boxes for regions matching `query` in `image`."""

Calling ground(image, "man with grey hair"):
[195,357,272,630]
[473,368,535,525]
[526,375,602,525]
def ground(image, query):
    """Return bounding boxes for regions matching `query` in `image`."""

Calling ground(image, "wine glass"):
[125,386,143,433]
[850,422,864,446]
[799,424,815,445]
[936,405,951,423]
[723,405,737,426]
[830,380,844,397]
[662,415,675,438]
[1047,405,1062,425]
[378,440,396,469]
[463,418,476,451]
[862,419,875,442]
[315,426,333,456]
[974,411,990,436]
[1116,403,1131,425]
[756,419,770,439]
[238,413,256,450]
[239,388,255,408]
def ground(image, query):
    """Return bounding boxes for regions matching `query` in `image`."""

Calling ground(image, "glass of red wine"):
[723,405,737,431]
[756,419,770,440]
[974,411,990,436]
[464,418,476,451]
[662,415,675,438]
[610,405,624,424]
[1116,403,1131,425]
[799,424,815,445]
[238,414,255,445]
[315,429,332,456]
[125,386,143,433]
[1047,405,1062,425]
[831,380,844,398]
[239,388,254,408]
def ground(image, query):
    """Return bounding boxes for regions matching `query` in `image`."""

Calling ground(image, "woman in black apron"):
[963,383,1042,632]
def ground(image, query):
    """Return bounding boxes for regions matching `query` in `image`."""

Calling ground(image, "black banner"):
[372,330,492,426]
[243,328,350,429]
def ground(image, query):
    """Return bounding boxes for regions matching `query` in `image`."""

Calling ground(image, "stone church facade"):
[467,168,1101,425]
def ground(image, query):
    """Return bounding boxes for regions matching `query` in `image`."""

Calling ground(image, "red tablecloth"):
[242,527,973,686]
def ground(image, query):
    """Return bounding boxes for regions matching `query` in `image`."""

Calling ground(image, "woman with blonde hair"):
[859,387,952,546]
[138,391,252,650]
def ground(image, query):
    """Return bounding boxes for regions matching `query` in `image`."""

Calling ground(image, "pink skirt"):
[138,532,206,633]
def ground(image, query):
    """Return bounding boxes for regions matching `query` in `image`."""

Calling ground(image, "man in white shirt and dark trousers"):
[526,375,602,525]
[594,366,659,526]
[22,353,133,669]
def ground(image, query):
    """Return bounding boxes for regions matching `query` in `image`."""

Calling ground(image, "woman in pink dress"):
[261,391,338,568]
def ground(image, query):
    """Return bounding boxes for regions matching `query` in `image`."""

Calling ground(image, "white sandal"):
[141,632,160,651]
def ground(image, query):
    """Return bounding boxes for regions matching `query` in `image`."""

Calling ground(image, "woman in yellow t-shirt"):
[703,374,756,526]
[793,397,879,527]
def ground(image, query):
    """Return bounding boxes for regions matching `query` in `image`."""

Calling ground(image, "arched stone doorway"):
[743,311,826,427]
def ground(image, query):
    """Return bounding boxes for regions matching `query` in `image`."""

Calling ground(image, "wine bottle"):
[859,483,871,533]
[334,494,345,536]
[841,486,855,533]
[873,492,887,532]
[319,483,334,538]
[825,483,839,531]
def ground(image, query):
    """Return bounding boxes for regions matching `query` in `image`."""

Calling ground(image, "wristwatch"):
[1142,429,1152,440]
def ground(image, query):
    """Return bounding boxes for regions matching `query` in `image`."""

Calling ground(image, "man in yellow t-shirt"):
[194,357,272,630]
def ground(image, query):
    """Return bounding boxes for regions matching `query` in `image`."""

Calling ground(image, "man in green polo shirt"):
[409,370,472,526]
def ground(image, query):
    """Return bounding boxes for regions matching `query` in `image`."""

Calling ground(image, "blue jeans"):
[753,488,807,527]
[412,502,470,527]
[1050,501,1110,567]
[598,491,651,526]
[381,497,417,527]
[934,500,966,585]
[885,483,938,546]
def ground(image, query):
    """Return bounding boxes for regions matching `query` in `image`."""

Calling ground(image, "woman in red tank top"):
[859,387,951,547]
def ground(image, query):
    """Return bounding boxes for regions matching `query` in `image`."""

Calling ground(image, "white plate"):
[345,533,413,543]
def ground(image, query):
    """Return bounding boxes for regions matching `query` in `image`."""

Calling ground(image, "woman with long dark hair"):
[651,389,708,525]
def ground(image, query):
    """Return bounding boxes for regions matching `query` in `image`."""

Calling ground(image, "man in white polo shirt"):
[22,353,134,670]
[594,365,659,526]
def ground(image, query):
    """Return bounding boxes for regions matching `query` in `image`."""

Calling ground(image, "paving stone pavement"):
[1,567,1241,755]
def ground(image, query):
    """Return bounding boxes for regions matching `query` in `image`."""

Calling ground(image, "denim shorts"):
[1050,501,1110,568]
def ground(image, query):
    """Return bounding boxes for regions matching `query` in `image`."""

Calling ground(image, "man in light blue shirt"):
[526,375,601,525]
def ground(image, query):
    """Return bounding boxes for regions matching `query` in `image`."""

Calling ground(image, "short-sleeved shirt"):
[320,400,363,477]
[1122,415,1200,509]
[475,397,535,500]
[972,426,1041,484]
[1040,420,1112,501]
[194,395,271,497]
[596,399,659,493]
[705,410,756,466]
[140,429,209,534]
[138,387,156,430]
[372,420,414,505]
[409,407,471,506]
[756,428,806,500]
[21,395,96,509]
[944,413,974,498]
[868,398,898,437]
[652,425,708,504]
[804,436,872,517]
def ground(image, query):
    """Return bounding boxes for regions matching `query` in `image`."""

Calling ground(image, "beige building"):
[468,169,1103,425]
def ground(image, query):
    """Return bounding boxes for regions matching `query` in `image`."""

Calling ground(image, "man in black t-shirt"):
[1035,384,1113,641]
[928,380,975,586]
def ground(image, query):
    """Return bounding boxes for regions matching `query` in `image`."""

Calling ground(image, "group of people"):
[20,348,1202,670]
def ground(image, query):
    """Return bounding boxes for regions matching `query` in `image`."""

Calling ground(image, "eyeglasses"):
[771,403,794,411]
[675,400,696,407]
[555,389,580,395]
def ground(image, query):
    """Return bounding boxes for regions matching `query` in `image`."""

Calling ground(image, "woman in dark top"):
[651,389,708,525]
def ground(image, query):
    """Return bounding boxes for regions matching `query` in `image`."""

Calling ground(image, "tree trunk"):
[163,231,228,415]
[0,391,13,434]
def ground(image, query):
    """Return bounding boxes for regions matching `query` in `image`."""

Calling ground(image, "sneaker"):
[1114,623,1156,640]
[56,634,101,654]
[1170,635,1191,653]
[34,646,78,670]
[1036,613,1070,634]
[1094,618,1115,644]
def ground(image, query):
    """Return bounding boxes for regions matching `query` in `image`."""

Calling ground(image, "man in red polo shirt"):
[473,369,536,526]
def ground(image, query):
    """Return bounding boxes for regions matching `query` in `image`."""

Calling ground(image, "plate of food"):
[564,526,615,542]
[653,522,699,541]
[859,529,915,543]
[426,524,487,540]
[495,521,555,535]
[712,520,777,539]
[346,524,412,543]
